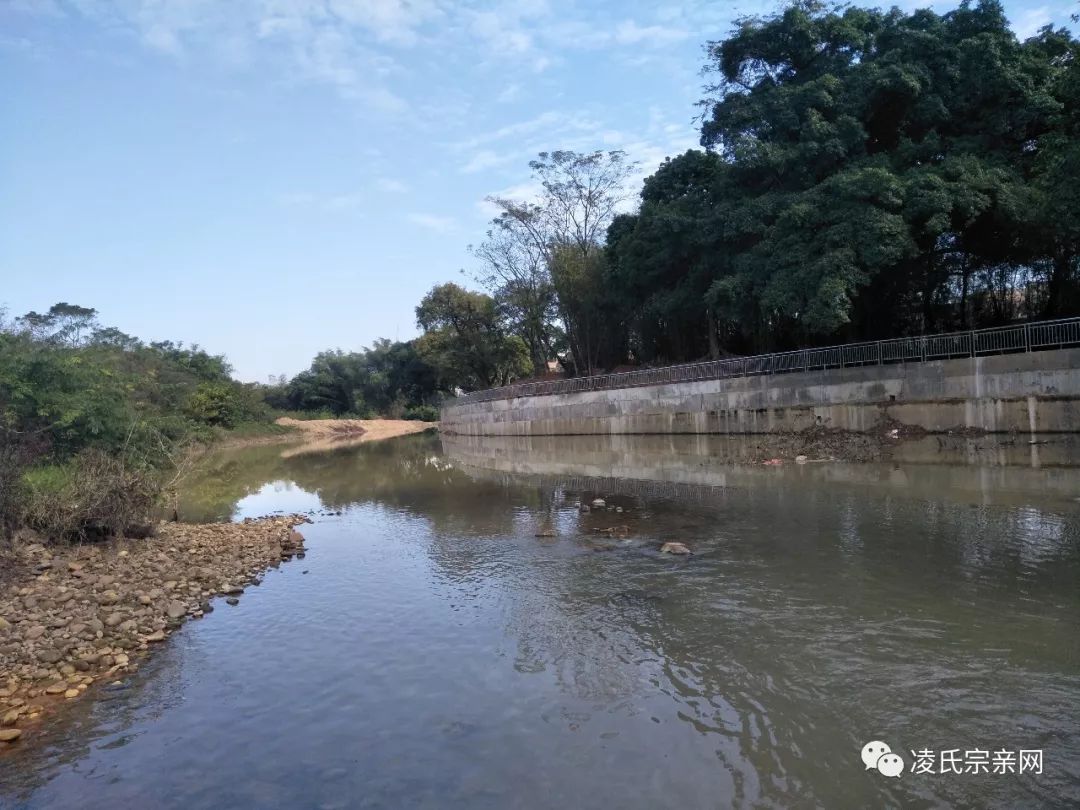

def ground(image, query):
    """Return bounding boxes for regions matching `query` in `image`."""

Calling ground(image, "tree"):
[415,283,531,390]
[485,150,638,375]
[471,220,560,375]
[603,1,1080,363]
[15,302,99,347]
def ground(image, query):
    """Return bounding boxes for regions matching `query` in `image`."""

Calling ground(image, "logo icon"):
[862,741,905,778]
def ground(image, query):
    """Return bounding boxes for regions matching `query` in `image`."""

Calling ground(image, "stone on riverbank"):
[0,516,307,740]
[0,728,22,743]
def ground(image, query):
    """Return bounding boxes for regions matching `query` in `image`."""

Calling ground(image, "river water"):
[2,433,1079,809]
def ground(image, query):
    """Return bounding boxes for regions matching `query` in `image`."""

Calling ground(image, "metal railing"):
[447,316,1080,406]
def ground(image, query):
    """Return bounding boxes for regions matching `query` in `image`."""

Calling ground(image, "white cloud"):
[1012,6,1052,39]
[276,190,366,212]
[408,212,456,233]
[4,0,65,16]
[460,150,511,173]
[452,110,597,151]
[377,177,410,193]
[496,82,522,103]
[49,0,433,111]
[613,21,690,47]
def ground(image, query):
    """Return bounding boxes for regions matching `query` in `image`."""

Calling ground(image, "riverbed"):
[2,433,1078,808]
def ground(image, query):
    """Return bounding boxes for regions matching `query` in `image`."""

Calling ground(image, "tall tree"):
[485,150,637,375]
[471,220,560,374]
[604,0,1080,363]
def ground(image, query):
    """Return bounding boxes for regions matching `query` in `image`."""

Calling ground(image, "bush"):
[0,430,46,542]
[23,449,161,541]
[403,404,440,422]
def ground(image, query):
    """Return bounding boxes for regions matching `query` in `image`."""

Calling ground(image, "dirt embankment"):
[273,418,436,456]
[0,517,308,748]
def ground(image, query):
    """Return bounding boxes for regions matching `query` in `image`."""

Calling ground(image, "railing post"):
[1024,322,1030,352]
[969,331,975,357]
[877,341,882,365]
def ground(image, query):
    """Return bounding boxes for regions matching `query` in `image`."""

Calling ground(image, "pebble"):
[225,597,240,606]
[659,542,692,555]
[0,517,307,732]
[0,728,22,743]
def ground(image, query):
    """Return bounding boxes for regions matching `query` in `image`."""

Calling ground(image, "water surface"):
[3,433,1079,809]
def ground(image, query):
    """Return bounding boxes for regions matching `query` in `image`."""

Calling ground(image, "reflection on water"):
[3,433,1080,809]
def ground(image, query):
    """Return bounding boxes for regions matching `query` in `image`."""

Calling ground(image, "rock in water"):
[0,728,22,743]
[225,597,239,606]
[592,498,606,508]
[144,630,166,642]
[659,542,692,555]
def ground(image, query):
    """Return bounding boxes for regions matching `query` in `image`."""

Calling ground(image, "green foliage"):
[280,338,441,417]
[403,404,440,422]
[603,0,1080,360]
[480,150,637,376]
[0,303,278,540]
[185,381,265,428]
[415,282,532,390]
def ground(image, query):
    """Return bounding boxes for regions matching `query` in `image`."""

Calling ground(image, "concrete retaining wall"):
[440,348,1080,436]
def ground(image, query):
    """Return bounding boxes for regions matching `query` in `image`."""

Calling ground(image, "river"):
[2,433,1079,808]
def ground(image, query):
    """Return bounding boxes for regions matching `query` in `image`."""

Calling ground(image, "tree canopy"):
[605,0,1080,362]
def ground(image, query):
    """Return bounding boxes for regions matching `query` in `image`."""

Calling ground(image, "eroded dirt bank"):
[0,517,307,747]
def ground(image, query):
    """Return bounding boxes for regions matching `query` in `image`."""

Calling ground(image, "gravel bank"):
[0,517,308,747]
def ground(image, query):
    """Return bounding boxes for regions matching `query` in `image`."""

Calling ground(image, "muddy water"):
[2,433,1079,809]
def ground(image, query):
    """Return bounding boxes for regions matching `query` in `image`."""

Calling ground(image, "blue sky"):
[2,0,1076,381]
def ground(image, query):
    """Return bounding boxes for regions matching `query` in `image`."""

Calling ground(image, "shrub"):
[403,404,440,422]
[23,449,161,541]
[0,430,47,542]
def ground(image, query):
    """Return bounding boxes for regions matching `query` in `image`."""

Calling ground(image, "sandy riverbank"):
[0,517,307,748]
[273,417,437,456]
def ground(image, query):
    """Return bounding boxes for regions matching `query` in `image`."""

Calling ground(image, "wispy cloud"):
[613,21,690,46]
[1012,6,1052,38]
[496,82,523,103]
[460,150,515,174]
[377,178,410,193]
[408,212,457,233]
[276,190,366,212]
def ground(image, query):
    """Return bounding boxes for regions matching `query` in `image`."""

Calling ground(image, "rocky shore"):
[0,517,308,746]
